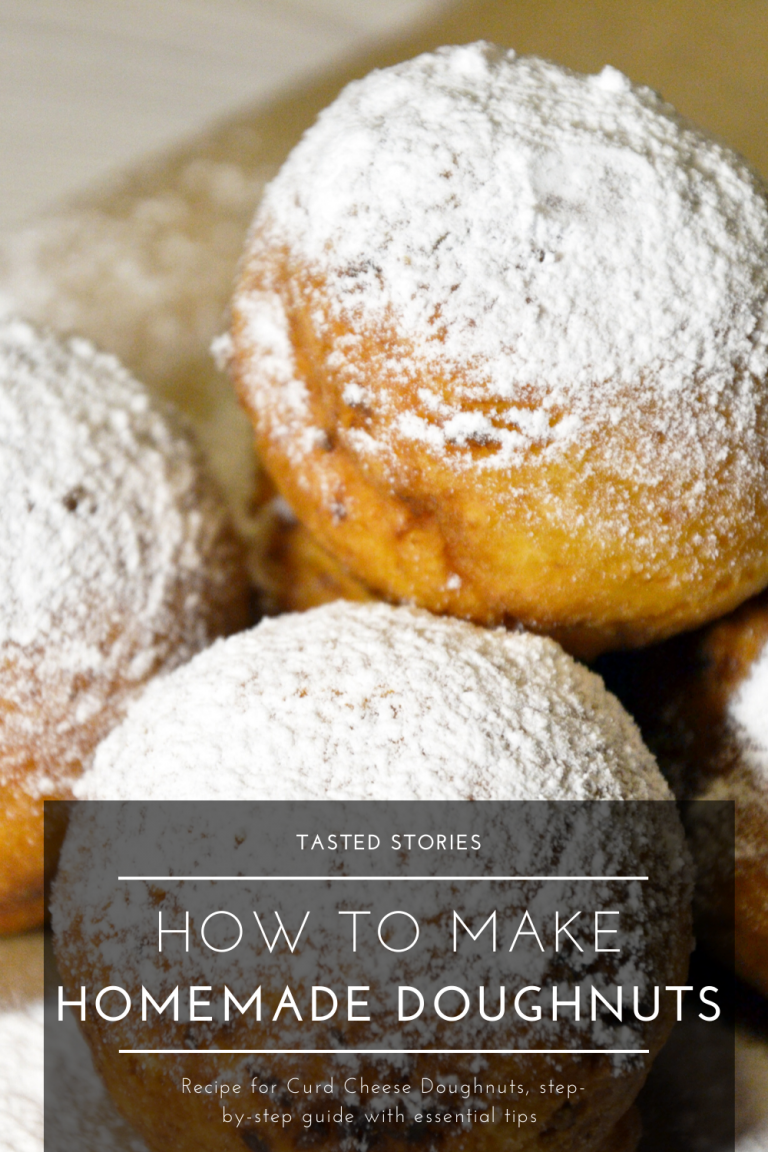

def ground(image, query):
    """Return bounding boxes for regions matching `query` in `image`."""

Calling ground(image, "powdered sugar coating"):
[0,1002,43,1152]
[0,996,153,1152]
[244,43,768,474]
[77,601,670,802]
[0,317,245,798]
[731,641,768,784]
[0,150,274,558]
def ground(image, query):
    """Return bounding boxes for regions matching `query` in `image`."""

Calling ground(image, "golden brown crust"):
[0,789,70,935]
[0,784,47,935]
[232,250,768,659]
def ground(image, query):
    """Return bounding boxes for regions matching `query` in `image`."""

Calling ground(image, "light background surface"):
[2,0,768,231]
[0,0,444,227]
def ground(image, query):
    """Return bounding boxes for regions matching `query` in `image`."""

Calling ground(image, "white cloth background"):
[0,0,443,228]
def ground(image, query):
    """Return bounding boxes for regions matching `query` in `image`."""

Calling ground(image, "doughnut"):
[56,602,692,1152]
[602,592,768,997]
[0,317,249,934]
[230,43,768,658]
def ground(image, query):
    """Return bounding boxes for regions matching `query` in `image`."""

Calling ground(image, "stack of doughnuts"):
[10,36,766,1152]
[225,40,768,1006]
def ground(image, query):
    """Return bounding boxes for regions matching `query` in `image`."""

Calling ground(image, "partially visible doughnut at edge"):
[230,43,768,658]
[0,317,249,934]
[609,590,768,996]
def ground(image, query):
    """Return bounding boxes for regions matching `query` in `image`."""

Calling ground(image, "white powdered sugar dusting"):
[77,601,670,802]
[0,317,241,798]
[730,640,768,783]
[0,996,151,1152]
[0,1002,44,1152]
[238,43,768,495]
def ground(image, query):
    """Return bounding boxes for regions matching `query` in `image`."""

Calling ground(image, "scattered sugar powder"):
[0,142,276,559]
[730,640,768,783]
[0,317,242,797]
[0,1002,43,1152]
[237,43,768,517]
[0,996,151,1152]
[76,601,672,803]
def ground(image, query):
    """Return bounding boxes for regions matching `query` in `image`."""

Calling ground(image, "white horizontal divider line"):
[120,1048,649,1055]
[118,875,648,882]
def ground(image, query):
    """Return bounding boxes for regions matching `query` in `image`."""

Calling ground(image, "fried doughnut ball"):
[57,603,690,1152]
[604,592,768,996]
[230,44,768,659]
[0,318,249,934]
